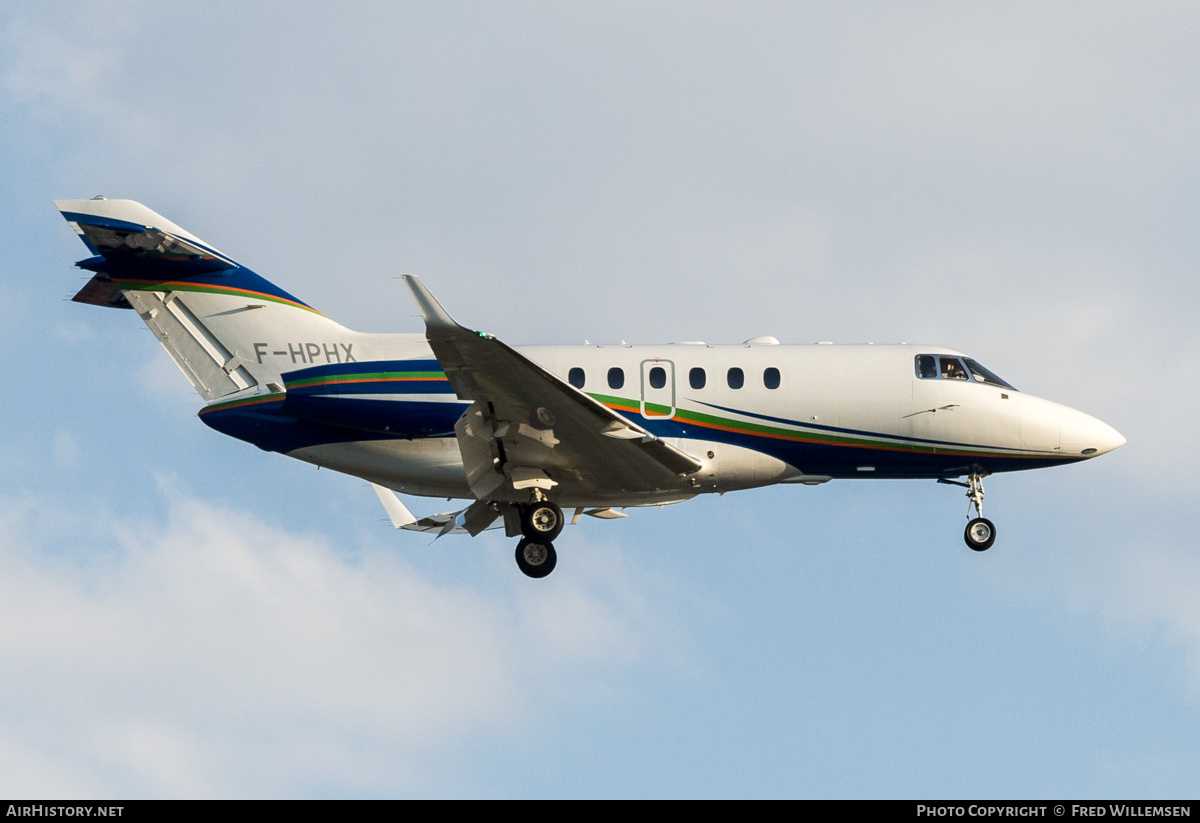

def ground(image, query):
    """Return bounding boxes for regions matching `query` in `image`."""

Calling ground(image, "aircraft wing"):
[372,484,505,536]
[403,276,702,505]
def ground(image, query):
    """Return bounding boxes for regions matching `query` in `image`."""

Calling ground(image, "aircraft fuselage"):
[198,336,1124,507]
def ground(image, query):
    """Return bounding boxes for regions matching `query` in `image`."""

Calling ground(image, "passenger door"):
[640,359,676,419]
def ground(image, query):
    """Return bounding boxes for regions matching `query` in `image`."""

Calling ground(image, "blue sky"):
[1,2,1197,798]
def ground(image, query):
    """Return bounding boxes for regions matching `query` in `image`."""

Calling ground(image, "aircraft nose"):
[1059,405,1125,457]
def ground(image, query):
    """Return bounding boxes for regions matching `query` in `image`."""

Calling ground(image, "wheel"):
[521,501,564,541]
[515,538,557,578]
[964,517,996,551]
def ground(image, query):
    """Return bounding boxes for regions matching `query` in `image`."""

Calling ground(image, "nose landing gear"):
[940,472,996,551]
[964,516,995,551]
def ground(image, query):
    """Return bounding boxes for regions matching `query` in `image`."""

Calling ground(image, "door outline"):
[640,359,676,419]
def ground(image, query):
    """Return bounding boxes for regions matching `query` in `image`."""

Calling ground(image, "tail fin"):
[55,198,351,402]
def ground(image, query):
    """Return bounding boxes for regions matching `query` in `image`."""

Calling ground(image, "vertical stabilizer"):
[55,198,354,402]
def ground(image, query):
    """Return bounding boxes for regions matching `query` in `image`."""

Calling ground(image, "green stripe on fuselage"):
[586,392,1059,459]
[199,392,286,414]
[284,371,446,389]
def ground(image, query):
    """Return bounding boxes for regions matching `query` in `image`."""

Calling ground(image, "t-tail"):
[54,197,358,403]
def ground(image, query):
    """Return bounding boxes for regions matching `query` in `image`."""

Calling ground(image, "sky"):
[1,1,1198,798]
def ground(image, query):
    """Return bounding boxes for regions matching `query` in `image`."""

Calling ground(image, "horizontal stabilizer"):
[55,198,236,275]
[71,274,132,309]
[55,197,317,316]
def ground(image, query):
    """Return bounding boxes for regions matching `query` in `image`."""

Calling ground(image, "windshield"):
[962,358,1016,390]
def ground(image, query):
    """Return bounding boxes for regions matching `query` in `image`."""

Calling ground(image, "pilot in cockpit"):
[941,357,968,380]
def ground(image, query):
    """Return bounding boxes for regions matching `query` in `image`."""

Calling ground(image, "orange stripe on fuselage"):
[600,401,1068,461]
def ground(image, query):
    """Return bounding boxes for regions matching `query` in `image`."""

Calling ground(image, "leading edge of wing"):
[401,276,703,494]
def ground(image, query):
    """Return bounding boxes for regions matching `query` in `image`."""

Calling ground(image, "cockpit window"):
[940,357,969,380]
[915,353,1017,390]
[963,358,1016,390]
[917,355,937,379]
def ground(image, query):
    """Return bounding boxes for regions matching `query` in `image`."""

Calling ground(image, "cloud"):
[0,7,150,140]
[1063,539,1200,687]
[0,487,669,797]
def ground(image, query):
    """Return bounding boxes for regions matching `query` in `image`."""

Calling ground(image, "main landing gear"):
[939,472,996,552]
[516,537,556,578]
[514,494,564,579]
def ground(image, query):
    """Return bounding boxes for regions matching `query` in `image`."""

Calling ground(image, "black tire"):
[521,501,565,541]
[964,517,996,551]
[515,538,557,578]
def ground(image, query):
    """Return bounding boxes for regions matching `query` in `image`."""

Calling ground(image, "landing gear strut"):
[940,472,996,551]
[514,493,563,578]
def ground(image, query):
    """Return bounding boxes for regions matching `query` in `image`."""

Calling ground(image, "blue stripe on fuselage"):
[199,395,468,452]
[693,399,1032,454]
[282,360,453,396]
[199,381,1078,476]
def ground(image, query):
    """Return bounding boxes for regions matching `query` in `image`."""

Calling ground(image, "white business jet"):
[56,198,1125,578]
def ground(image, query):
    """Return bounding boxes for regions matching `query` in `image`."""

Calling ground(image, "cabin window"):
[763,367,780,390]
[689,367,706,389]
[940,357,969,380]
[568,367,585,389]
[648,366,666,389]
[917,355,937,379]
[608,367,625,390]
[727,367,744,389]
